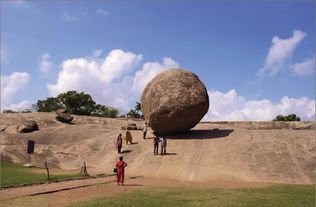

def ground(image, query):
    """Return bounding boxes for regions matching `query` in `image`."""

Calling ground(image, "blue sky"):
[1,1,315,120]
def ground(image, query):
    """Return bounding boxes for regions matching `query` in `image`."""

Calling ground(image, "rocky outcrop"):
[127,123,137,130]
[17,120,38,133]
[56,109,73,123]
[141,68,209,134]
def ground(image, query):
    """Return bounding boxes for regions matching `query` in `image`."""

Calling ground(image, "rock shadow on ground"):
[165,129,234,139]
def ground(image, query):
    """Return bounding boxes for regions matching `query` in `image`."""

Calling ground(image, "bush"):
[273,114,301,121]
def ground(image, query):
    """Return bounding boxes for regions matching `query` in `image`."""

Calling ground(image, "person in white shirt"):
[143,122,148,139]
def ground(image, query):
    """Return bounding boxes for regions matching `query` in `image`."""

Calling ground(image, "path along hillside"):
[1,112,315,184]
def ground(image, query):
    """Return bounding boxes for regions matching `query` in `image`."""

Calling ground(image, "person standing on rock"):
[161,137,167,155]
[153,136,160,155]
[143,122,148,139]
[116,156,128,185]
[116,134,123,154]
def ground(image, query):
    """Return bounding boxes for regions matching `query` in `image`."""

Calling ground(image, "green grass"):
[1,162,84,186]
[68,184,315,207]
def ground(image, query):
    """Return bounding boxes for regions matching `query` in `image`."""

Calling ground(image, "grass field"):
[69,184,315,207]
[0,162,84,186]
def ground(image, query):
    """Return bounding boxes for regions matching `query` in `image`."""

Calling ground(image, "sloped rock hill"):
[1,112,315,184]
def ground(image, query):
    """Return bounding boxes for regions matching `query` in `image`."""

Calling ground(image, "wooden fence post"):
[45,161,50,180]
[84,161,88,176]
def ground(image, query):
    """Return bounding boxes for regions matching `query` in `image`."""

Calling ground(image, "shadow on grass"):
[122,184,143,186]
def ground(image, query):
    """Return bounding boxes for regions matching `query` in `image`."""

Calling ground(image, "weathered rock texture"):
[17,120,38,133]
[141,69,209,134]
[56,109,73,123]
[127,123,137,130]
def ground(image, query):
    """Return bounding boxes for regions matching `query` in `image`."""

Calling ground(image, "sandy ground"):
[1,112,315,185]
[1,175,271,207]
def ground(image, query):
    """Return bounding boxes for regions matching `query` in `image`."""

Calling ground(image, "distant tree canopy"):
[273,114,301,121]
[2,109,31,113]
[34,91,119,118]
[126,102,143,119]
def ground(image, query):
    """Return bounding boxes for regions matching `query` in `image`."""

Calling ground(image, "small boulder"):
[0,125,7,132]
[127,123,137,130]
[56,109,73,123]
[17,120,38,133]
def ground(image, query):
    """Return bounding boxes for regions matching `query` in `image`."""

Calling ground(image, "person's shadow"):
[121,150,133,154]
[122,184,142,186]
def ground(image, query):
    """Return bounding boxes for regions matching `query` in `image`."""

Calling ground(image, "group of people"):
[153,136,167,155]
[114,121,168,185]
[116,130,133,154]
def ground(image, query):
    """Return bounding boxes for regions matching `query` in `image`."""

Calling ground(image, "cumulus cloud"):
[1,72,30,107]
[291,56,315,76]
[258,30,306,76]
[204,89,315,121]
[47,49,141,110]
[47,49,179,111]
[96,9,109,18]
[132,57,180,92]
[39,52,53,73]
[5,100,33,112]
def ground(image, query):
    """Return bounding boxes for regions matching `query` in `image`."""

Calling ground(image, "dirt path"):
[1,176,271,207]
[0,176,116,200]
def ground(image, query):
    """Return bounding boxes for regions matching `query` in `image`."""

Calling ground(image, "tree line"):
[2,90,300,121]
[3,90,144,118]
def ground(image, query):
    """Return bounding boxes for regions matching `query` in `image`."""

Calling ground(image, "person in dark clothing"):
[161,137,167,155]
[153,136,160,155]
[116,134,123,154]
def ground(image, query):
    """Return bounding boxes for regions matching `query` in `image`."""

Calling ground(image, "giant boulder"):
[141,69,209,134]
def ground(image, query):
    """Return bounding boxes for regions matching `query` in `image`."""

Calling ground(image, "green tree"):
[126,102,143,119]
[35,97,62,112]
[35,90,119,117]
[91,104,119,118]
[285,114,301,121]
[57,91,96,115]
[2,109,18,113]
[273,114,300,121]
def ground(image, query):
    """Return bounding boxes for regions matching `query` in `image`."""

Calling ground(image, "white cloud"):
[291,57,315,76]
[47,49,179,111]
[258,30,306,76]
[1,72,30,107]
[132,57,180,92]
[39,52,53,73]
[5,100,33,112]
[47,49,143,111]
[96,9,109,18]
[100,49,143,82]
[61,10,87,23]
[204,89,315,121]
